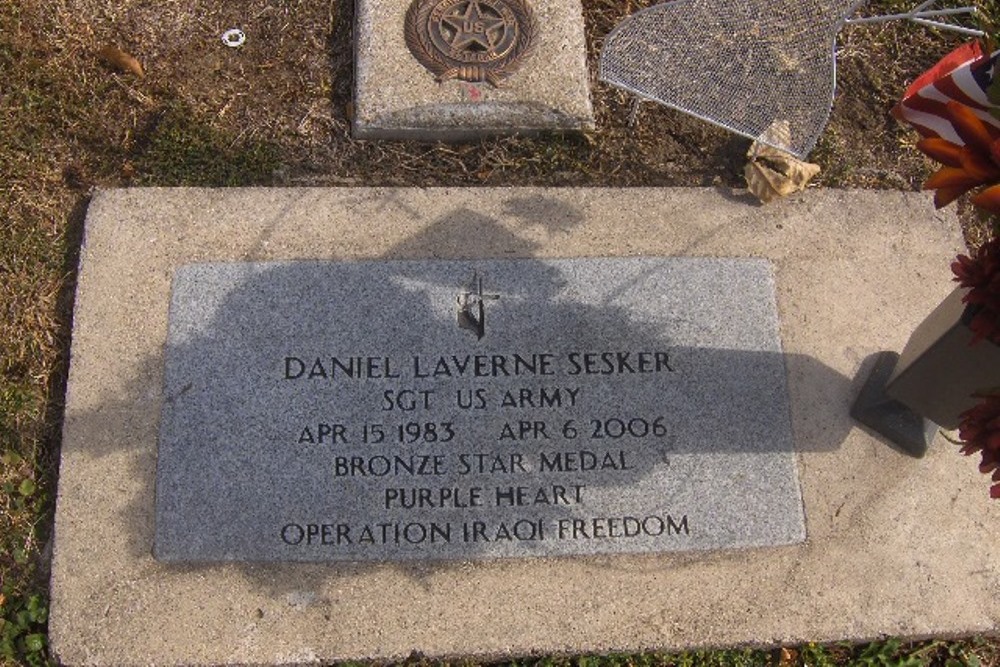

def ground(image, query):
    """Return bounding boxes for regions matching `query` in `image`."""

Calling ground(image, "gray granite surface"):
[155,258,803,561]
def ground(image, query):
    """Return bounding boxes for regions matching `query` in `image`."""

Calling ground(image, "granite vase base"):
[852,287,1000,454]
[850,351,937,457]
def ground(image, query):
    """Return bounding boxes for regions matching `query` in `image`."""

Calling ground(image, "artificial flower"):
[919,101,1000,209]
[957,394,1000,498]
[972,183,1000,215]
[900,46,1000,497]
[952,236,1000,345]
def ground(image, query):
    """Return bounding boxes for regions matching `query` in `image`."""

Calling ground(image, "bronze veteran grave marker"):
[405,0,537,86]
[353,0,593,139]
[154,257,805,561]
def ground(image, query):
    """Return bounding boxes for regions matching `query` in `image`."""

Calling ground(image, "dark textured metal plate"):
[405,0,537,86]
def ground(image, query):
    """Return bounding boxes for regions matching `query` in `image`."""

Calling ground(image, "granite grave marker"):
[154,257,805,561]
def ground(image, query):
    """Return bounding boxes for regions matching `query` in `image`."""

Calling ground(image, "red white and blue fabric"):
[893,41,1000,145]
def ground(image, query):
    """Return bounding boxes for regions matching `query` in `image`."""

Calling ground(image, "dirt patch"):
[21,0,984,242]
[15,0,975,191]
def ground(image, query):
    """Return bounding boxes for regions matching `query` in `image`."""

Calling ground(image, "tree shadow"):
[62,193,853,600]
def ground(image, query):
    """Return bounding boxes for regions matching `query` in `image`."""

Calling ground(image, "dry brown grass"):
[0,0,997,663]
[9,0,970,189]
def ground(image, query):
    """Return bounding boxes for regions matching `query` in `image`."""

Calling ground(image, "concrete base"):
[51,188,1000,666]
[353,0,594,140]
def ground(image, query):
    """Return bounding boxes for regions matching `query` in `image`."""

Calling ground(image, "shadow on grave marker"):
[65,198,853,596]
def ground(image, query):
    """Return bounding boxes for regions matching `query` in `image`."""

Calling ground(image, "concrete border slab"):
[50,187,999,666]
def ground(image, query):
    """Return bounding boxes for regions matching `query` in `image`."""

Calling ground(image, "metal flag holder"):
[601,0,984,158]
[844,1,983,37]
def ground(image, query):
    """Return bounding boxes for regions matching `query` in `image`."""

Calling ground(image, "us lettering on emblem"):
[404,0,537,86]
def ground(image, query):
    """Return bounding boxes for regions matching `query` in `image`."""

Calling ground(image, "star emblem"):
[405,0,537,86]
[440,0,506,51]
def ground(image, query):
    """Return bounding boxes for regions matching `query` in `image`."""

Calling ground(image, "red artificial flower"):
[952,236,1000,345]
[973,184,1000,214]
[919,101,1000,210]
[957,394,1000,499]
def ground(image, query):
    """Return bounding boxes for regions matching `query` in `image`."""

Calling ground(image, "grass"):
[1,0,998,664]
[335,641,999,667]
[132,101,282,187]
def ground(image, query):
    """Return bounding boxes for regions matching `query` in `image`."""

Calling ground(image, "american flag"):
[892,41,1000,145]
